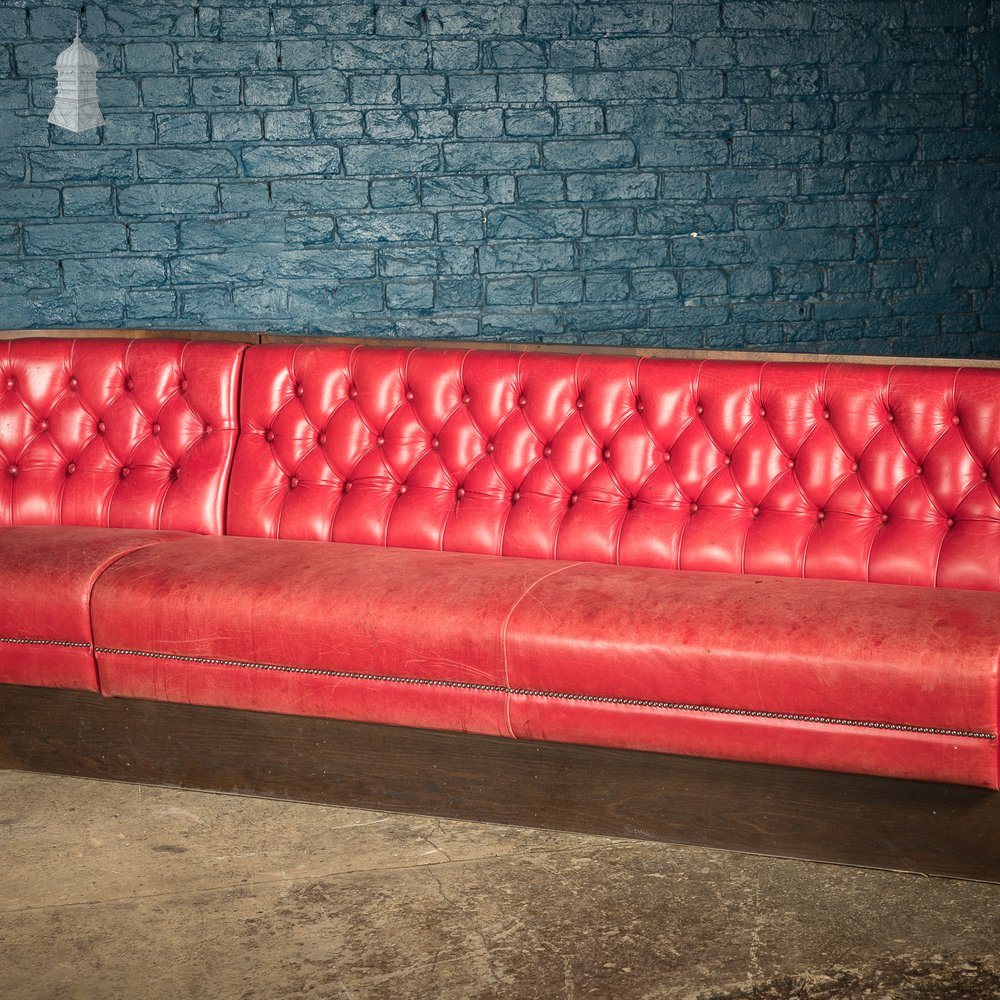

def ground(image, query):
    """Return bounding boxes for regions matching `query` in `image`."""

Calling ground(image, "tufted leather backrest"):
[0,338,245,534]
[229,344,1000,591]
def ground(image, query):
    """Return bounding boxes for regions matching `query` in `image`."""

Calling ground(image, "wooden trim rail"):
[1,685,998,883]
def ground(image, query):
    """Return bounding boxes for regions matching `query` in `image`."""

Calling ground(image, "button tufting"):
[179,378,188,393]
[543,444,553,457]
[512,490,520,503]
[690,502,698,513]
[485,441,495,453]
[722,455,731,466]
[318,432,327,445]
[850,461,859,473]
[518,395,527,407]
[431,437,440,449]
[348,386,358,399]
[569,493,579,505]
[636,398,644,413]
[817,510,825,522]
[399,484,408,495]
[982,469,990,481]
[264,429,275,442]
[664,451,671,463]
[752,506,760,517]
[915,465,923,476]
[881,513,889,524]
[759,407,766,417]
[120,467,130,479]
[97,421,106,434]
[151,422,160,436]
[952,414,961,426]
[462,392,471,405]
[39,419,49,431]
[695,403,704,415]
[602,448,611,461]
[886,411,894,422]
[203,424,212,435]
[68,376,78,390]
[406,389,414,401]
[576,397,584,410]
[66,463,76,476]
[170,467,180,481]
[628,497,637,510]
[342,481,352,494]
[456,486,465,498]
[8,464,17,477]
[5,377,14,389]
[294,383,304,397]
[947,517,956,528]
[376,436,385,446]
[289,476,299,490]
[124,377,134,391]
[786,459,795,470]
[823,409,831,420]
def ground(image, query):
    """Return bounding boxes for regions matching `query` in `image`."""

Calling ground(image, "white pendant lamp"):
[48,19,105,133]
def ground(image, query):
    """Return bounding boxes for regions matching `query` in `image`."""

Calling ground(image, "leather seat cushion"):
[0,525,190,690]
[504,564,1000,787]
[91,536,575,737]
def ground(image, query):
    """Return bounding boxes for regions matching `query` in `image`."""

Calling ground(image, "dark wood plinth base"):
[1,684,998,882]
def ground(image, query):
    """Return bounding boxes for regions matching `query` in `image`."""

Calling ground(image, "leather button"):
[68,376,78,390]
[886,411,894,422]
[543,445,553,457]
[151,422,160,436]
[914,465,923,476]
[817,510,825,522]
[485,441,495,453]
[602,448,611,461]
[569,493,579,505]
[462,393,471,405]
[348,386,358,399]
[981,469,990,481]
[294,383,304,397]
[376,435,385,446]
[822,409,831,420]
[947,517,955,528]
[456,486,465,498]
[695,403,704,415]
[8,464,17,477]
[850,461,859,473]
[758,407,766,417]
[722,455,731,466]
[511,490,520,503]
[519,395,527,407]
[289,476,299,489]
[406,389,414,401]
[318,432,327,445]
[203,424,212,435]
[179,379,188,393]
[752,506,760,517]
[628,497,637,510]
[881,512,889,524]
[342,481,352,494]
[787,459,795,470]
[635,399,644,413]
[39,419,49,431]
[431,437,440,449]
[5,377,14,389]
[576,397,584,410]
[663,451,671,463]
[66,463,76,476]
[120,466,130,479]
[690,502,698,513]
[170,467,180,481]
[97,421,106,434]
[124,377,134,391]
[399,484,408,495]
[264,429,275,442]
[951,415,961,426]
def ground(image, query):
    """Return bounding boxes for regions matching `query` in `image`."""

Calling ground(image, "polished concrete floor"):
[1,770,998,1000]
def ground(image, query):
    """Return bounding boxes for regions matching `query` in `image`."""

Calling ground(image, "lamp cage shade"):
[48,34,105,132]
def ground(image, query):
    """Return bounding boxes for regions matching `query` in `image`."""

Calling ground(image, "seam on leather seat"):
[0,637,90,648]
[92,645,997,742]
[499,561,584,739]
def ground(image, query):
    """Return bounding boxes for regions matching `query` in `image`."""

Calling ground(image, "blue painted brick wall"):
[1,0,998,356]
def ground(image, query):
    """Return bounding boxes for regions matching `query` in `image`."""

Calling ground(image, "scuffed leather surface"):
[0,339,245,534]
[91,535,575,736]
[505,564,1000,787]
[0,525,189,690]
[229,346,1000,591]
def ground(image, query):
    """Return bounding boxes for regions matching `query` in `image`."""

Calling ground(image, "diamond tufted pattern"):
[230,345,1000,592]
[0,339,245,534]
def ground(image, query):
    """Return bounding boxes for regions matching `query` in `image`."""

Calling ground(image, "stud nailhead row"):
[0,637,91,648]
[93,646,996,742]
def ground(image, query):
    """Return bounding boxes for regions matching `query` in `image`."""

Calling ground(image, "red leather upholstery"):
[229,346,1000,591]
[0,525,189,690]
[0,339,245,534]
[91,536,573,736]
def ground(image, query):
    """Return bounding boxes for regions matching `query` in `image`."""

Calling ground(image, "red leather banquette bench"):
[3,331,1000,880]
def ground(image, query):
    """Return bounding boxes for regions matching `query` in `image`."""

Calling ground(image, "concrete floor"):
[1,771,998,1000]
